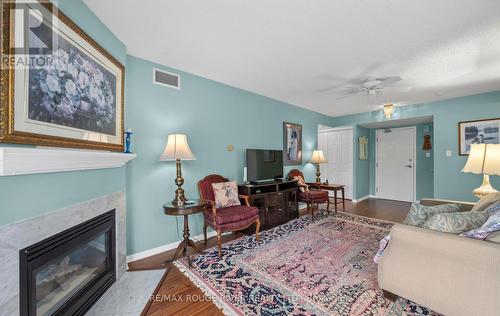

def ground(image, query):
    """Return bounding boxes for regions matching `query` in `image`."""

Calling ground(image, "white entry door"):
[376,127,416,202]
[318,127,353,199]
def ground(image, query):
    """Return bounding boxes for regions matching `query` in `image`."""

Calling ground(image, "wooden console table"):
[238,180,299,232]
[307,183,345,212]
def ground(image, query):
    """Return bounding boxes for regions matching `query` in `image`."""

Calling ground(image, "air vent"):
[153,68,180,89]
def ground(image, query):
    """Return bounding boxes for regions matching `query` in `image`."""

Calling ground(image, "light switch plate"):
[426,152,431,158]
[446,150,452,157]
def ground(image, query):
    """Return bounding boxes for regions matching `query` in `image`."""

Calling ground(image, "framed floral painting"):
[0,1,124,151]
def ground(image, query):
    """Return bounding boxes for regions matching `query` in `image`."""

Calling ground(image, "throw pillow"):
[425,211,488,234]
[471,192,500,212]
[211,181,241,208]
[293,176,309,193]
[403,203,461,228]
[461,202,500,240]
[485,201,500,216]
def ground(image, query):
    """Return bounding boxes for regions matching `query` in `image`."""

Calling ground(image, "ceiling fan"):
[333,76,406,100]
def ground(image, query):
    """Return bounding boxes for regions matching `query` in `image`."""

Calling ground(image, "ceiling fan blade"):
[382,86,411,92]
[363,62,386,76]
[316,84,343,93]
[378,76,402,87]
[336,94,357,100]
[336,90,363,100]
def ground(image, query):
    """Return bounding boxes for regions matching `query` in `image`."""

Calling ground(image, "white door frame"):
[318,125,354,132]
[375,126,417,202]
[317,125,354,199]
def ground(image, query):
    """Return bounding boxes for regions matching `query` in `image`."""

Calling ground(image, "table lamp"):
[310,150,328,184]
[160,134,196,206]
[462,143,500,198]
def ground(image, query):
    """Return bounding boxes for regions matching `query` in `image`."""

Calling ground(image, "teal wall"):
[415,123,434,199]
[332,91,500,202]
[366,123,434,200]
[0,0,127,227]
[125,55,335,254]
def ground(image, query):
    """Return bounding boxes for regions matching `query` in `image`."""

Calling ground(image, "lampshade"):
[462,144,500,176]
[310,150,328,164]
[159,134,196,161]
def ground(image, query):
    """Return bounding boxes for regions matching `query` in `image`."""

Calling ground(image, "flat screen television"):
[246,149,283,182]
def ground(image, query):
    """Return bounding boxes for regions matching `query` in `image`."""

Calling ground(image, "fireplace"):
[19,210,116,316]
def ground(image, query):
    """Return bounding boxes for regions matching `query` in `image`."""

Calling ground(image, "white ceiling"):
[84,0,500,117]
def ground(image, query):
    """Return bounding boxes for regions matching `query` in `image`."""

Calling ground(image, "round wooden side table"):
[163,199,206,268]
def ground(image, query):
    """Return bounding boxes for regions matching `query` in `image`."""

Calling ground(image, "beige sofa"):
[378,198,500,316]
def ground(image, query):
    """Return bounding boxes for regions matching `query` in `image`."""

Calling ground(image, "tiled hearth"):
[0,192,126,316]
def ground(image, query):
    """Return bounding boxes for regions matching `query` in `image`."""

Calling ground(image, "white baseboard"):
[126,230,219,263]
[352,195,369,203]
[352,195,376,203]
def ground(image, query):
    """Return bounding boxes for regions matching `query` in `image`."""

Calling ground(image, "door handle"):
[405,164,412,168]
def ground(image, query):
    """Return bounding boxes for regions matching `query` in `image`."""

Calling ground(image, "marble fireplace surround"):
[0,191,126,316]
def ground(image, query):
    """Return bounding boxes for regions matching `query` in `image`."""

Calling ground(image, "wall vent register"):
[153,68,180,89]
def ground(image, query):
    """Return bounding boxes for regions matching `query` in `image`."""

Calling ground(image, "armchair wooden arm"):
[200,198,218,220]
[306,182,320,190]
[238,194,251,206]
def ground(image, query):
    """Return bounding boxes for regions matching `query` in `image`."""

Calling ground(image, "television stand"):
[238,179,299,232]
[248,179,281,186]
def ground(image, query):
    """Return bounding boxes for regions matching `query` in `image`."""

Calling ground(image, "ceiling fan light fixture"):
[383,103,394,119]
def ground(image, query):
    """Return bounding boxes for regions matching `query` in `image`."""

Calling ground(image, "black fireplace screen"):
[20,210,116,316]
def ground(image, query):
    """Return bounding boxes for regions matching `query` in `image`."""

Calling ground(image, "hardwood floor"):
[341,198,410,223]
[133,198,411,315]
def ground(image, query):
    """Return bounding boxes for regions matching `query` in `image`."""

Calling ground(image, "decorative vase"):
[124,129,133,153]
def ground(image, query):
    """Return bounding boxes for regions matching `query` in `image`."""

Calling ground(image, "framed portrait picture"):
[0,1,125,151]
[283,122,302,165]
[459,118,500,155]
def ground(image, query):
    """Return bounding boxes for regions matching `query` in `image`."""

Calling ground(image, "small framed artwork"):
[0,1,125,151]
[358,136,368,160]
[283,122,302,165]
[458,118,500,155]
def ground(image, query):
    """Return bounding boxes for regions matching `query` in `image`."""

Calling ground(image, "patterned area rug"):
[174,211,438,316]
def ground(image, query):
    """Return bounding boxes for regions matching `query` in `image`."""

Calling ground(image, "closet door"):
[318,131,329,182]
[327,129,353,199]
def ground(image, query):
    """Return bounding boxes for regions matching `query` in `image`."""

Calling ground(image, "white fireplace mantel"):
[0,147,136,176]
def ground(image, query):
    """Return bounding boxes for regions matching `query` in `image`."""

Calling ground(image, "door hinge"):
[376,162,378,167]
[376,187,379,193]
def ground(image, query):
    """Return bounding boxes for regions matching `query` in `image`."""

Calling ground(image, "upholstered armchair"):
[288,169,330,215]
[198,174,260,257]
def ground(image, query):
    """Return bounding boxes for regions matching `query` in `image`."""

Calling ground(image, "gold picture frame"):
[0,1,125,151]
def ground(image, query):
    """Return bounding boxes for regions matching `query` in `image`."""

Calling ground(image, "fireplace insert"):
[20,210,116,316]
